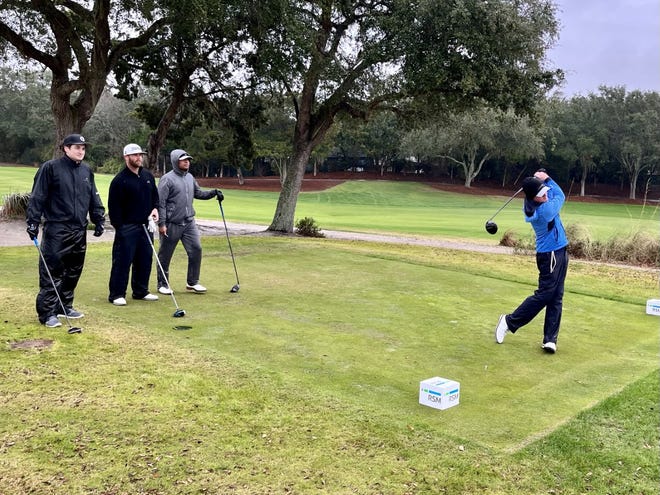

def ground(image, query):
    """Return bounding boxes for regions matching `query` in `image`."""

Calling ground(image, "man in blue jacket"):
[156,149,221,295]
[495,169,569,353]
[26,134,106,328]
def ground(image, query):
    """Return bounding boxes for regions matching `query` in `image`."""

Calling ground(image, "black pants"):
[506,247,568,345]
[36,224,87,323]
[108,224,153,301]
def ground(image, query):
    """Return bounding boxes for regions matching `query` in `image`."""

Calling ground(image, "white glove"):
[147,216,157,233]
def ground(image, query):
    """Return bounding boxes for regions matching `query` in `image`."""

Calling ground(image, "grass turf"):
[0,236,658,494]
[1,166,658,243]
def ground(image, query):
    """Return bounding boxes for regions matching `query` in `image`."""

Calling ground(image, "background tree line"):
[0,1,657,234]
[1,68,657,201]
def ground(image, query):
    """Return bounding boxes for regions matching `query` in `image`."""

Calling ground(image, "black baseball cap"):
[62,134,88,147]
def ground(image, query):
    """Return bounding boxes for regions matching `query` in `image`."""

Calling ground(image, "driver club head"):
[230,285,240,293]
[67,327,82,334]
[485,221,498,235]
[173,309,186,318]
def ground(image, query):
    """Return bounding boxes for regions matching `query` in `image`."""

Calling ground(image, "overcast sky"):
[546,0,660,97]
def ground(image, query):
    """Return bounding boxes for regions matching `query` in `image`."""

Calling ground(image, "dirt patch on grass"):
[10,339,53,350]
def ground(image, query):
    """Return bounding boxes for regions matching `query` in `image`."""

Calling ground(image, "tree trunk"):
[145,77,189,171]
[579,161,588,196]
[50,90,77,158]
[268,148,311,232]
[629,171,639,200]
[50,75,103,158]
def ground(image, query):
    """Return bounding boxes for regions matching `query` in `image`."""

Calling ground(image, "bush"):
[601,231,659,267]
[504,223,659,267]
[99,157,125,175]
[565,223,594,259]
[0,192,30,219]
[295,217,325,238]
[499,229,518,247]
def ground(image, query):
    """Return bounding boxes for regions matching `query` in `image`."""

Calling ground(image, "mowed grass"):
[1,166,658,243]
[0,235,658,494]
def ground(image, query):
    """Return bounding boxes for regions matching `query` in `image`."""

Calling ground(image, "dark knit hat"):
[521,177,549,200]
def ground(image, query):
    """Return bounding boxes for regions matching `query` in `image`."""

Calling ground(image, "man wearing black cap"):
[156,149,222,295]
[26,134,106,328]
[107,143,160,306]
[494,169,569,353]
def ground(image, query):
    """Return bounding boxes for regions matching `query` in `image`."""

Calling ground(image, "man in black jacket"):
[26,134,106,328]
[107,143,160,306]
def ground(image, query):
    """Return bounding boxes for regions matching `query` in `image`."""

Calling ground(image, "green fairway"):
[2,166,657,243]
[0,236,658,494]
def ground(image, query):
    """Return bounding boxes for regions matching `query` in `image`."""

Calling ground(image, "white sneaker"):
[141,293,159,301]
[158,286,173,295]
[186,284,207,293]
[495,314,509,344]
[112,297,127,306]
[542,342,557,353]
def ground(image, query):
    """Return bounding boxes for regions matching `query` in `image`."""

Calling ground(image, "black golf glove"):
[26,223,39,240]
[216,189,224,202]
[93,223,105,237]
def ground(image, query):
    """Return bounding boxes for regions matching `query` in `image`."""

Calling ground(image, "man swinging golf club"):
[156,149,222,295]
[494,169,568,354]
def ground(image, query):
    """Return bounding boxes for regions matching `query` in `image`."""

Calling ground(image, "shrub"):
[628,231,660,266]
[504,222,658,267]
[602,231,659,267]
[499,229,518,247]
[0,192,30,219]
[565,223,594,259]
[100,157,125,175]
[295,217,325,238]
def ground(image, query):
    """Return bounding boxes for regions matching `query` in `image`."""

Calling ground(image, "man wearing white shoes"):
[494,169,568,354]
[156,149,222,295]
[107,144,160,306]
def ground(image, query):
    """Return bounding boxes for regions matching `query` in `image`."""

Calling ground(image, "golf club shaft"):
[486,187,523,222]
[33,238,75,329]
[142,224,181,310]
[219,202,240,287]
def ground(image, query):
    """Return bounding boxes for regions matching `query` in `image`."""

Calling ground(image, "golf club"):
[32,238,82,334]
[217,201,240,293]
[142,224,186,317]
[484,187,523,235]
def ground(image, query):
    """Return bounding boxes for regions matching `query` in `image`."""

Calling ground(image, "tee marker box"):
[419,377,460,410]
[646,299,660,316]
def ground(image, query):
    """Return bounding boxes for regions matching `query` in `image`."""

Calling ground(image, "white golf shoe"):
[495,314,509,344]
[158,286,173,295]
[542,342,557,353]
[186,284,207,294]
[112,297,127,306]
